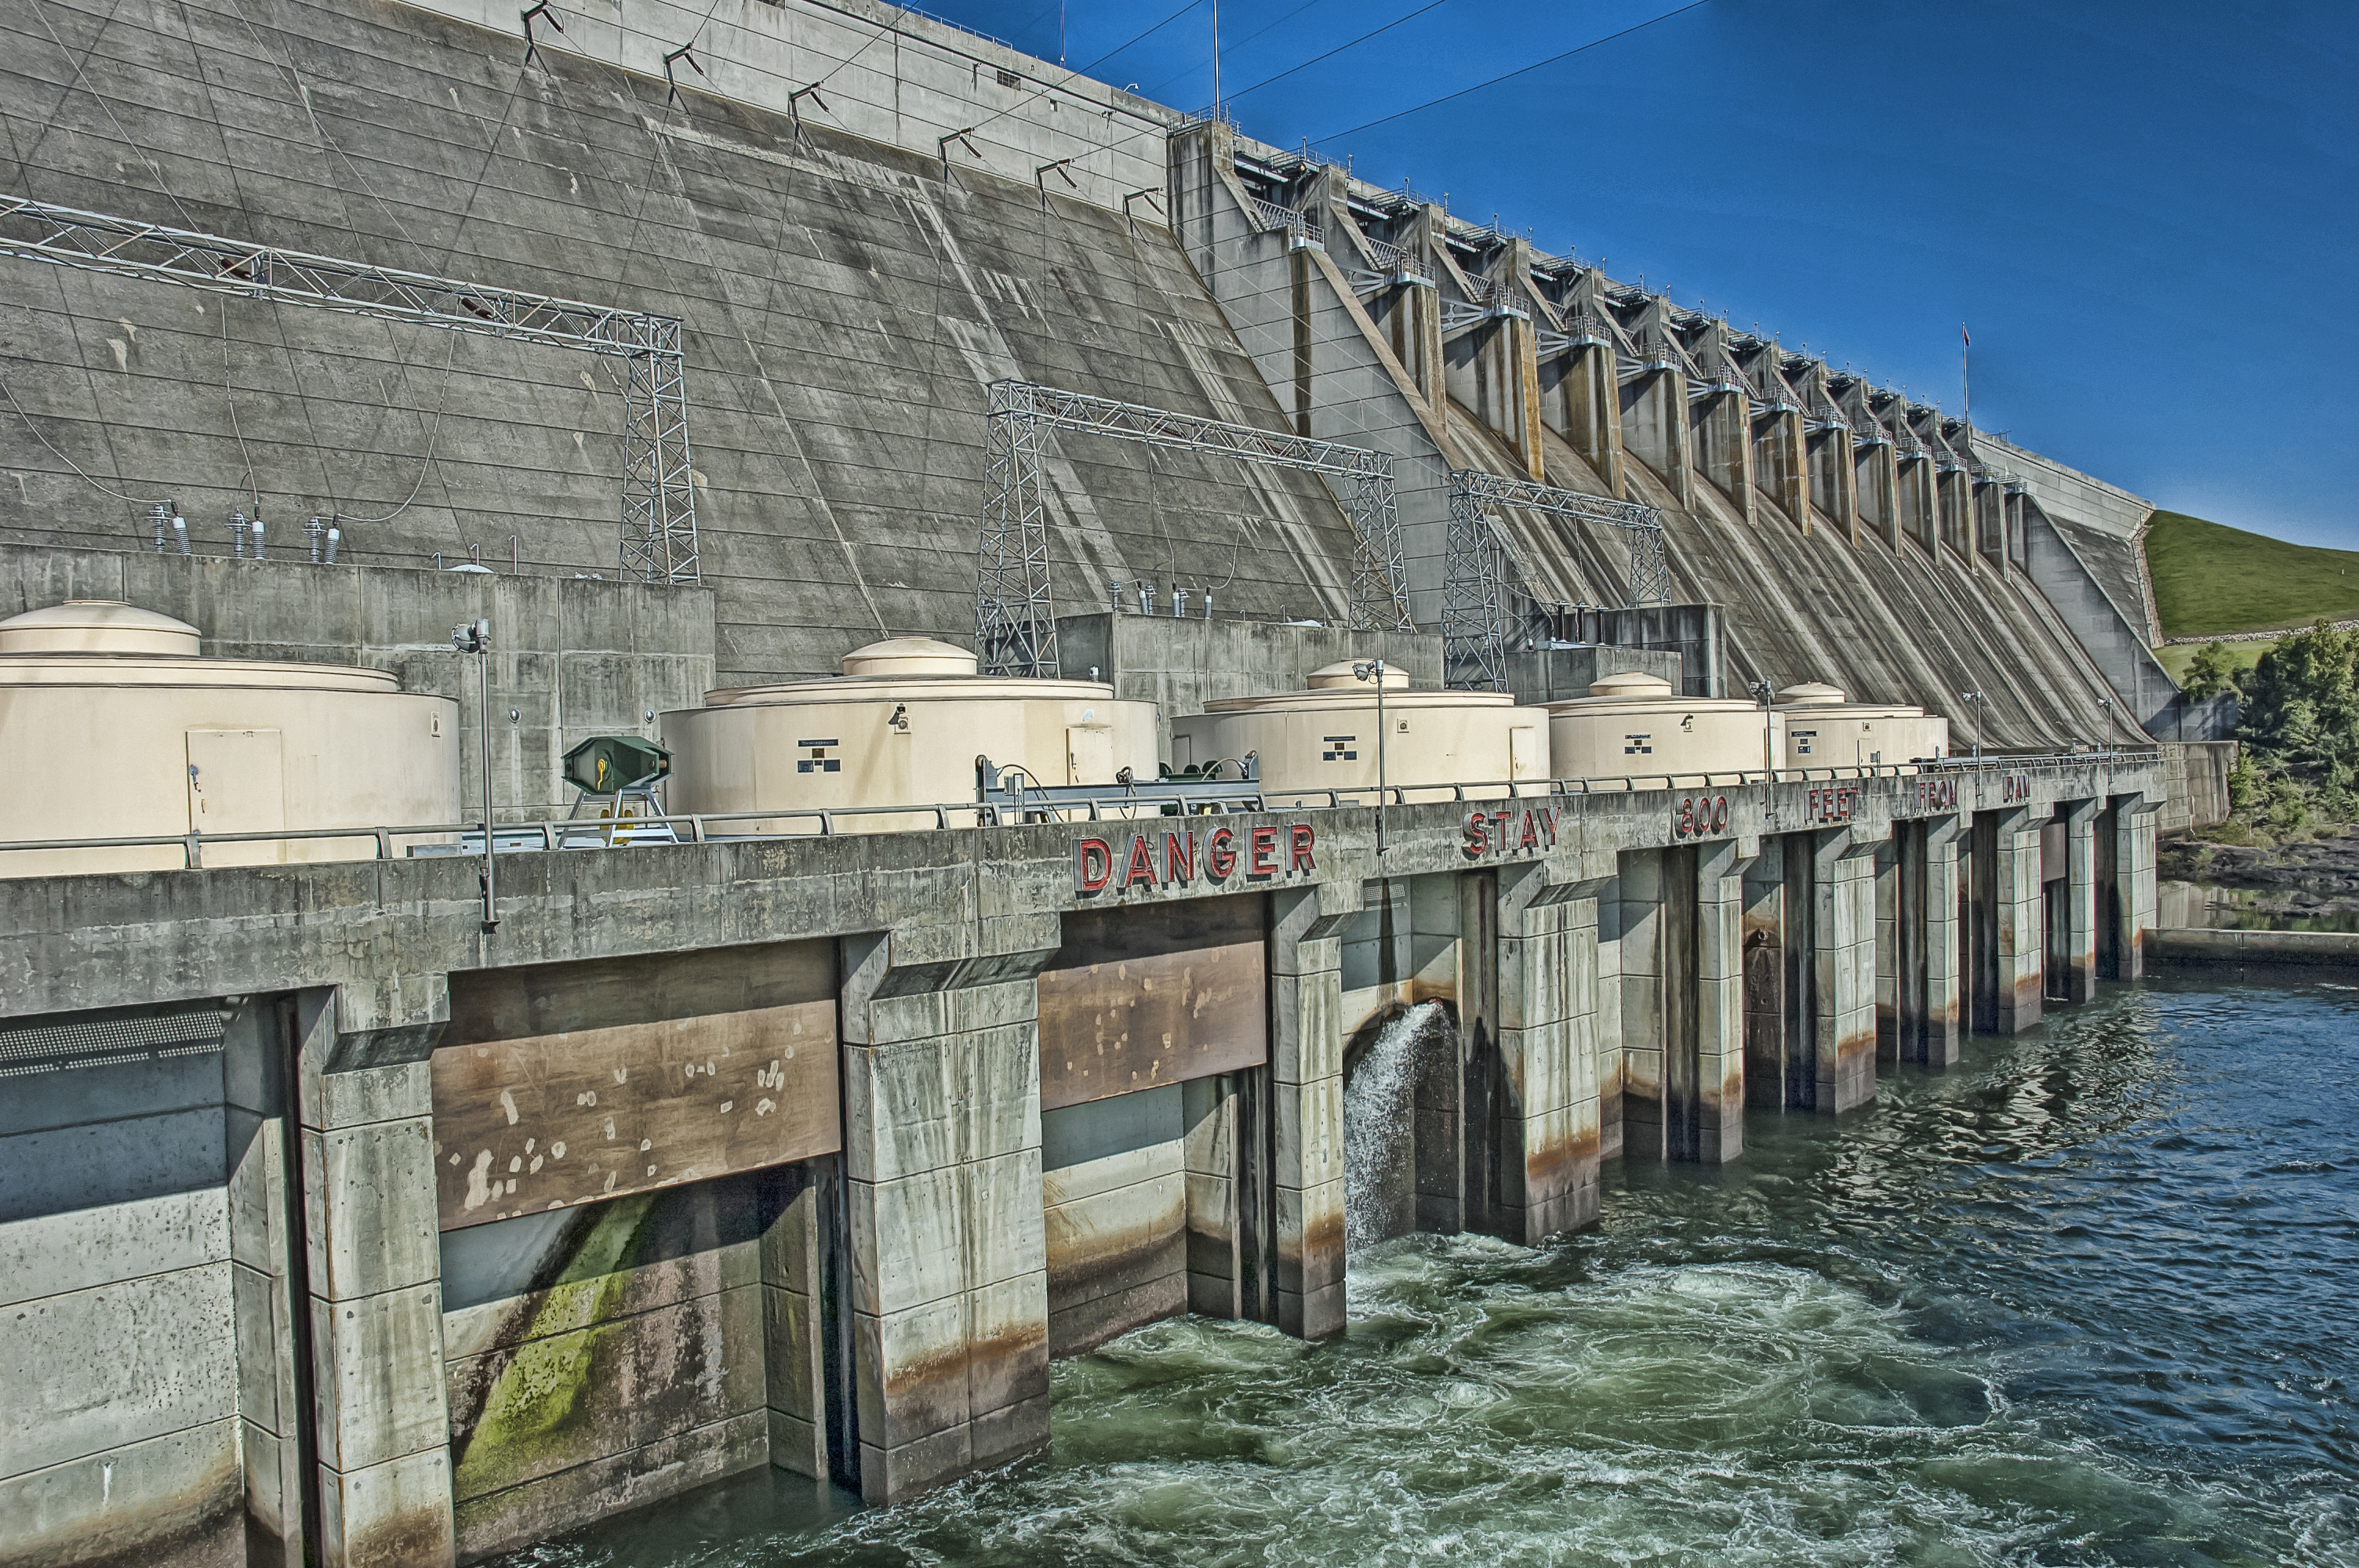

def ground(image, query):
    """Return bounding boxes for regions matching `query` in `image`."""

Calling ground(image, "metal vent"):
[0,1007,226,1078]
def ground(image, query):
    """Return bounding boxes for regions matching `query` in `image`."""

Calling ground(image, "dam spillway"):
[0,0,2261,1563]
[1,713,2169,1563]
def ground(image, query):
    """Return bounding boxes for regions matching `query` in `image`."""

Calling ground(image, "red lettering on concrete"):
[1120,833,1158,891]
[1206,827,1238,880]
[1463,811,1491,859]
[1249,826,1280,877]
[1074,837,1112,894]
[1163,830,1196,885]
[1288,824,1316,873]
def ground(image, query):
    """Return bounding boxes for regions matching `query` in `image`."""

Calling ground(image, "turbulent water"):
[503,981,2359,1567]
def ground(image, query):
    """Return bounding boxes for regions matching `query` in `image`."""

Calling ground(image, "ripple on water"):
[500,983,2359,1568]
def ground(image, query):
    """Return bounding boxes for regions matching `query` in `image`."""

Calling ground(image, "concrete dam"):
[0,1,2212,1564]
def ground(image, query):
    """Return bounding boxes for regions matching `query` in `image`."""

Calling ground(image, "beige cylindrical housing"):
[1775,682,1950,768]
[663,636,1161,830]
[1547,671,1783,782]
[1168,661,1550,800]
[0,601,461,877]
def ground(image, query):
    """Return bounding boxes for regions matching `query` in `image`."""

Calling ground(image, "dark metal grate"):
[0,1007,225,1077]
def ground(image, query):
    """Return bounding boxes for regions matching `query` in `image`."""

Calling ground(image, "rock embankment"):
[2159,829,2359,920]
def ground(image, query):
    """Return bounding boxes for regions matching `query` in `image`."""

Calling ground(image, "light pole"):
[1960,688,1983,765]
[2096,695,2116,753]
[1749,677,1776,780]
[1354,658,1388,855]
[454,618,497,933]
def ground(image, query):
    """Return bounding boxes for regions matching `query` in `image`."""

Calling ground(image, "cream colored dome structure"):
[1168,660,1550,800]
[662,637,1161,829]
[1547,671,1783,782]
[1773,683,1949,768]
[0,601,460,877]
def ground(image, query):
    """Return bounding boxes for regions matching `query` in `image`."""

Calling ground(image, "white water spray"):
[1343,1000,1446,1254]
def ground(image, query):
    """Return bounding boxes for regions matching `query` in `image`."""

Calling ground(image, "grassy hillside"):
[2146,510,2359,637]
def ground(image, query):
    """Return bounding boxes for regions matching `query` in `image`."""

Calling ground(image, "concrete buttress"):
[2062,800,2104,1003]
[302,989,459,1568]
[837,916,1060,1502]
[1267,883,1357,1340]
[1491,861,1610,1233]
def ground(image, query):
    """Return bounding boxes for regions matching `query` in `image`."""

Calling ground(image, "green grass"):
[2146,510,2359,637]
[2154,637,2274,685]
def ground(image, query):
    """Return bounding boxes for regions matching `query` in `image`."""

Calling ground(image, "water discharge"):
[1343,1000,1448,1253]
[500,980,2359,1567]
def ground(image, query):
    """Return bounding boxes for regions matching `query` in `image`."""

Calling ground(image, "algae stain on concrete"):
[452,1193,659,1499]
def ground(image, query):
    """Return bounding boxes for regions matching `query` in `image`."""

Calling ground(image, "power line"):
[0,372,169,505]
[1220,0,1451,104]
[956,0,1206,144]
[1316,0,1710,141]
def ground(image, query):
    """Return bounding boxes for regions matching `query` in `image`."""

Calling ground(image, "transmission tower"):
[0,194,699,582]
[1440,467,1670,690]
[974,379,1413,675]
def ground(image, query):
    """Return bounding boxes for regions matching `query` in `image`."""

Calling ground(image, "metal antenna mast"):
[0,194,700,583]
[974,379,1412,676]
[1440,467,1670,691]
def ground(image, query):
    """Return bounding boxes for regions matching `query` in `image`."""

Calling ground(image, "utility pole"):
[1211,0,1220,116]
[1750,677,1777,778]
[454,619,498,932]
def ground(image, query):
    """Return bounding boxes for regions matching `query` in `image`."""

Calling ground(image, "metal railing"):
[1562,310,1613,343]
[1361,235,1429,281]
[1249,197,1324,248]
[0,750,2154,871]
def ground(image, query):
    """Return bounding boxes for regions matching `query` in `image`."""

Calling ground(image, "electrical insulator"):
[251,516,266,559]
[230,510,249,558]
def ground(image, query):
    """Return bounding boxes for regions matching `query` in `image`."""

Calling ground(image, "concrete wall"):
[0,0,1363,683]
[441,1181,772,1559]
[1040,1086,1186,1356]
[1168,128,1456,625]
[409,0,1174,215]
[1972,433,2154,541]
[0,1004,260,1568]
[2016,509,2224,740]
[2,543,717,821]
[1053,612,1443,727]
[1501,643,1683,707]
[2157,741,2237,834]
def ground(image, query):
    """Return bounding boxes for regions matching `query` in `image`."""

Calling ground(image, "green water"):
[503,981,2359,1566]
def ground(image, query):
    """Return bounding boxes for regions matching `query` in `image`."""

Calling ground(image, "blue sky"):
[925,0,2359,547]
